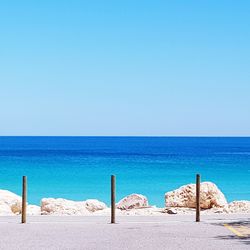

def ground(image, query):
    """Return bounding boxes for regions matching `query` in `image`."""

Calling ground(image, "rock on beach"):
[116,194,149,210]
[1,186,249,216]
[85,199,107,212]
[0,202,13,216]
[41,198,90,215]
[165,182,227,209]
[0,190,22,215]
[227,200,250,213]
[41,198,107,215]
[27,205,41,215]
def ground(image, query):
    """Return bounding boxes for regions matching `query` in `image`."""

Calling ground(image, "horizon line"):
[0,135,250,138]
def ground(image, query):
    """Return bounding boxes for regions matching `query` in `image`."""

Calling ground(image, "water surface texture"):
[0,137,249,207]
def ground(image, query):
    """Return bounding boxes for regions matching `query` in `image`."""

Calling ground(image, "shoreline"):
[1,181,250,216]
[1,137,249,206]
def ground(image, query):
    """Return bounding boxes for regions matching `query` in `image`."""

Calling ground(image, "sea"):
[0,136,249,207]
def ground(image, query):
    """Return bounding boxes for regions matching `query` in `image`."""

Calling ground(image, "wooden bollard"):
[111,175,116,224]
[22,176,27,224]
[196,174,200,222]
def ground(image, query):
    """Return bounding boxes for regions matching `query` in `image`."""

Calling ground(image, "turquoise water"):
[0,137,249,207]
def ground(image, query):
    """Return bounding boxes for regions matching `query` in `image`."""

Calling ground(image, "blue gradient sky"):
[0,1,249,136]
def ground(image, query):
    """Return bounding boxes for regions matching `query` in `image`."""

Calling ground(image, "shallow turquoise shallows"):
[0,136,249,207]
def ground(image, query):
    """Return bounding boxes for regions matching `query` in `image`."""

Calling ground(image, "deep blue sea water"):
[0,136,249,207]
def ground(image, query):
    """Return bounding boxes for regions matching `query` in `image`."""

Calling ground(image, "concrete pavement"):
[0,214,249,250]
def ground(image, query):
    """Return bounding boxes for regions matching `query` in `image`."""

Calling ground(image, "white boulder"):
[85,199,107,212]
[228,201,250,213]
[0,202,13,215]
[116,194,149,210]
[41,198,91,215]
[27,205,41,215]
[165,182,227,209]
[0,190,22,214]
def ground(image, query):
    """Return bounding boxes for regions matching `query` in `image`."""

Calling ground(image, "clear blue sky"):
[0,0,249,136]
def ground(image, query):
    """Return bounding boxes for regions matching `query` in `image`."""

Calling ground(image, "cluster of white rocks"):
[0,190,40,216]
[0,182,249,216]
[164,182,249,214]
[41,198,107,215]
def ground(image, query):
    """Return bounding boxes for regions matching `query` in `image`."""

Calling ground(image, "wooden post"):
[196,174,200,222]
[111,175,116,224]
[22,176,27,224]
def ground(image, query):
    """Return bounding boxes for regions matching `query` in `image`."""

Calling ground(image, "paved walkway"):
[223,220,250,238]
[0,214,249,249]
